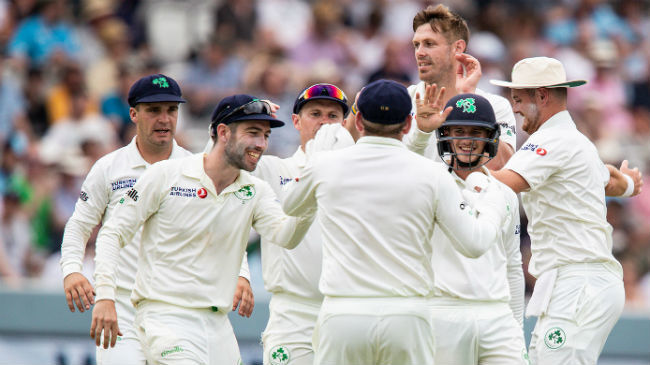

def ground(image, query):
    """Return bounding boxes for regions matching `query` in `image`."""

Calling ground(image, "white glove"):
[305,124,354,159]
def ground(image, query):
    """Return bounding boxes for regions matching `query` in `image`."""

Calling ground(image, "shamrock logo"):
[544,327,566,349]
[234,185,256,200]
[152,77,169,88]
[455,97,476,113]
[269,345,290,365]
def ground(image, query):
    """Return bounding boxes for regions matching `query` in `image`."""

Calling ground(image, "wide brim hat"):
[490,57,587,89]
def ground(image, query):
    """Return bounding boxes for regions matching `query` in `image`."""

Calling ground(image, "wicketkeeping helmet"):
[436,93,500,170]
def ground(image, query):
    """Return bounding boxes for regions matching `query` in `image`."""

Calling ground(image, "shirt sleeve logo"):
[79,191,89,202]
[126,188,139,201]
[234,185,256,200]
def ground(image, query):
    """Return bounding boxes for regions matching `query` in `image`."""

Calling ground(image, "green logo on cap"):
[152,77,169,88]
[456,98,476,113]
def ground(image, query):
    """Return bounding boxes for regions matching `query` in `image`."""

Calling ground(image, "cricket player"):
[90,94,314,364]
[405,4,516,169]
[419,92,527,364]
[282,79,511,365]
[255,83,351,365]
[59,74,253,364]
[490,57,643,364]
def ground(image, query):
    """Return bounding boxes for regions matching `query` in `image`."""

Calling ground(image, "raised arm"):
[605,160,643,197]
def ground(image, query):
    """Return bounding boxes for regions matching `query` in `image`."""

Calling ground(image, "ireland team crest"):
[456,97,476,113]
[544,327,566,349]
[234,185,255,200]
[269,345,290,365]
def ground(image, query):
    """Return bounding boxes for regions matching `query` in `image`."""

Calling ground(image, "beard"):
[225,138,256,171]
[521,103,541,134]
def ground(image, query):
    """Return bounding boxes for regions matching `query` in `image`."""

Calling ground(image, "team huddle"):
[59,5,643,365]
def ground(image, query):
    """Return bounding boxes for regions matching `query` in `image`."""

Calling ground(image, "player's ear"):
[453,39,466,54]
[129,106,138,124]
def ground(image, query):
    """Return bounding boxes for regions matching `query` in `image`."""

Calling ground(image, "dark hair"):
[412,4,469,45]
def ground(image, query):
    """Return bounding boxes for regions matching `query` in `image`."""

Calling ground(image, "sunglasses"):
[214,99,272,124]
[298,83,348,103]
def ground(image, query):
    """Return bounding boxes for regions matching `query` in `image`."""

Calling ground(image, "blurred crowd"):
[0,0,649,310]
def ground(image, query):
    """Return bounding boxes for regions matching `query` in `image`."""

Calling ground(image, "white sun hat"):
[490,57,587,89]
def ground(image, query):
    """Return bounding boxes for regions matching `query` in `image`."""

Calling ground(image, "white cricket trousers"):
[262,293,321,365]
[430,298,528,365]
[135,300,242,365]
[313,296,435,365]
[528,262,624,365]
[97,288,147,365]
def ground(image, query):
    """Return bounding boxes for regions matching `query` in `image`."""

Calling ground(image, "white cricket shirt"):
[283,136,506,298]
[404,82,517,158]
[431,167,524,312]
[60,138,191,291]
[94,153,313,309]
[253,124,355,300]
[504,111,622,278]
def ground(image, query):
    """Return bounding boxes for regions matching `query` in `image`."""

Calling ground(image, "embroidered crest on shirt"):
[544,327,566,349]
[234,185,255,200]
[456,97,476,113]
[269,345,290,365]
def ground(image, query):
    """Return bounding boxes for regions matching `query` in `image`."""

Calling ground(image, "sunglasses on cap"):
[213,99,272,124]
[298,83,347,102]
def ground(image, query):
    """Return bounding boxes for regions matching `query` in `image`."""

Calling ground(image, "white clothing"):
[254,148,322,300]
[404,83,517,159]
[262,293,320,365]
[96,289,146,365]
[60,138,248,363]
[60,137,191,291]
[135,300,241,365]
[504,111,622,278]
[528,263,624,365]
[283,136,507,298]
[431,167,525,324]
[94,153,313,311]
[314,296,435,365]
[430,299,528,365]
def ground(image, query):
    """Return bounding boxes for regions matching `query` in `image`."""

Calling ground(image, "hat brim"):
[226,113,285,128]
[489,79,587,89]
[293,96,349,116]
[133,94,187,105]
[443,120,497,129]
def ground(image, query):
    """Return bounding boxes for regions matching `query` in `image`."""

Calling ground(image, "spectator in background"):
[7,0,79,70]
[0,53,27,146]
[215,0,257,44]
[100,63,139,142]
[1,192,34,277]
[182,36,245,119]
[23,67,49,138]
[367,39,412,85]
[46,61,98,123]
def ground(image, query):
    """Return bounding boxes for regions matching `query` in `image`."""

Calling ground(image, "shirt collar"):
[357,136,406,148]
[538,110,575,132]
[181,153,257,197]
[127,137,183,169]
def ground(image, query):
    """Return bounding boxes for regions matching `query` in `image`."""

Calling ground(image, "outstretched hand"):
[620,160,643,196]
[414,84,453,133]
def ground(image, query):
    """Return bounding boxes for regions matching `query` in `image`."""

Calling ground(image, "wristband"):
[621,173,634,197]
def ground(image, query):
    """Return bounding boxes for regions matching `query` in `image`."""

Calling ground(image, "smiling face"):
[293,99,345,148]
[510,88,542,134]
[448,125,490,166]
[131,101,179,150]
[412,24,457,86]
[224,120,271,171]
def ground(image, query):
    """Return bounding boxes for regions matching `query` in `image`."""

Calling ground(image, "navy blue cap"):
[357,79,411,125]
[127,74,186,107]
[210,94,284,128]
[443,93,497,129]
